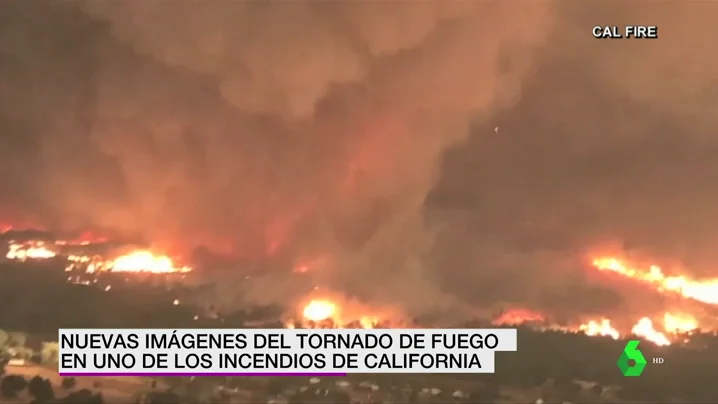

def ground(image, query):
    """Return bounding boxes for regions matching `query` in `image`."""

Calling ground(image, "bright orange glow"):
[55,231,108,246]
[359,316,379,329]
[6,242,56,261]
[556,311,698,346]
[302,300,337,322]
[5,238,189,274]
[110,250,191,274]
[293,255,330,274]
[493,308,546,325]
[298,299,385,329]
[663,312,698,334]
[296,296,701,343]
[488,305,699,346]
[579,319,620,340]
[632,317,671,346]
[592,256,718,305]
[63,249,191,274]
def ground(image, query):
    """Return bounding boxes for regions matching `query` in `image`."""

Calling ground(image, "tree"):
[288,393,306,404]
[0,329,9,349]
[59,389,104,404]
[41,342,59,364]
[62,377,77,390]
[28,375,54,403]
[266,378,285,396]
[1,375,27,398]
[146,390,180,404]
[334,391,351,404]
[564,381,582,402]
[469,380,500,404]
[15,346,34,360]
[8,332,27,348]
[90,392,105,404]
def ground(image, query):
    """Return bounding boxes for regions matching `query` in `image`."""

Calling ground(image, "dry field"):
[2,363,161,403]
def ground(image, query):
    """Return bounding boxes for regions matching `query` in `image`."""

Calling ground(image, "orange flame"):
[298,299,383,329]
[6,242,57,261]
[663,312,698,334]
[110,250,191,274]
[571,311,698,346]
[488,307,697,347]
[63,249,191,274]
[631,317,671,346]
[302,300,337,322]
[592,257,718,305]
[579,319,620,340]
[493,308,546,325]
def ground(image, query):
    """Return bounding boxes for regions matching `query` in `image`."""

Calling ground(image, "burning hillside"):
[272,254,718,348]
[2,228,191,274]
[491,308,697,347]
[283,296,702,348]
[6,240,57,261]
[292,298,388,330]
[4,221,717,348]
[592,257,718,306]
[482,256,718,347]
[4,218,718,351]
[65,249,191,274]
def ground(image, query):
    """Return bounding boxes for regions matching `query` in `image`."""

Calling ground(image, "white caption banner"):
[59,328,516,375]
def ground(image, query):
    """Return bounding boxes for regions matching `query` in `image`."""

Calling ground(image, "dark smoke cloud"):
[430,1,718,317]
[0,0,552,315]
[2,1,717,319]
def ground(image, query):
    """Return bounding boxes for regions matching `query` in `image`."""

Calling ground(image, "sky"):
[1,1,717,319]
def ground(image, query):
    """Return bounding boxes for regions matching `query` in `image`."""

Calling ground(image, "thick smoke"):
[431,1,718,318]
[0,1,553,316]
[3,1,718,321]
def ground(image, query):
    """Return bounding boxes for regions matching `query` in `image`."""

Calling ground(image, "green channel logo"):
[617,340,647,376]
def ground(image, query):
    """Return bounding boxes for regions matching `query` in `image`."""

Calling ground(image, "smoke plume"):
[0,1,553,315]
[4,1,718,320]
[430,1,718,318]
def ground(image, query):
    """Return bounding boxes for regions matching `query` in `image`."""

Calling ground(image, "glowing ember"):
[67,254,92,263]
[485,256,714,346]
[6,237,190,274]
[110,250,191,274]
[632,317,671,346]
[664,312,698,334]
[592,257,718,305]
[297,299,386,329]
[493,308,546,325]
[302,300,337,322]
[2,229,712,348]
[359,316,379,329]
[579,319,620,340]
[495,307,699,346]
[63,248,191,274]
[573,312,698,346]
[6,242,56,261]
